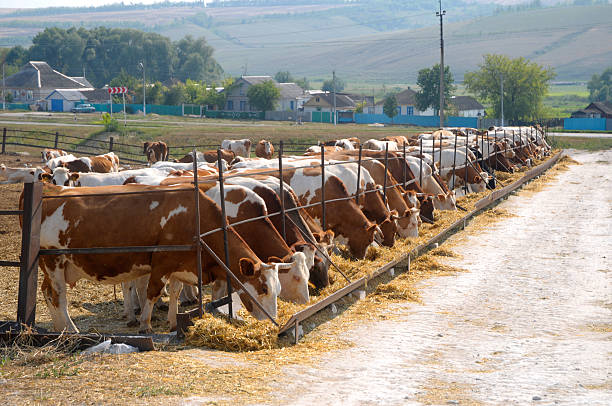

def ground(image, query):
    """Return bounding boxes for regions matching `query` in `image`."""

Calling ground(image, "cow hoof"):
[127,320,138,327]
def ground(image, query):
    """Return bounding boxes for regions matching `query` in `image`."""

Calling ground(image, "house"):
[373,88,433,116]
[302,92,356,123]
[223,76,306,112]
[4,61,93,103]
[571,101,612,119]
[45,88,110,112]
[450,95,485,117]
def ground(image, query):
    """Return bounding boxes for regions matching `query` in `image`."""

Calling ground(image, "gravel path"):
[259,150,612,405]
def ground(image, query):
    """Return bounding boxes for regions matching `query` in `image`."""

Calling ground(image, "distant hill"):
[0,2,610,82]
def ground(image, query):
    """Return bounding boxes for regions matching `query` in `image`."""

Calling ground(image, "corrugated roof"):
[304,92,355,109]
[5,61,89,90]
[71,76,93,88]
[241,76,275,85]
[46,89,85,101]
[375,88,417,106]
[279,83,304,99]
[451,95,484,110]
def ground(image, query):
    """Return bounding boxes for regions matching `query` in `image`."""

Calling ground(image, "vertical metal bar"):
[278,141,286,241]
[419,137,423,187]
[321,146,326,229]
[54,131,59,149]
[452,133,457,190]
[355,145,362,205]
[383,143,389,205]
[1,128,6,154]
[402,142,407,190]
[17,182,42,327]
[504,130,507,161]
[109,136,114,153]
[294,319,299,344]
[432,133,436,175]
[217,149,233,319]
[493,131,497,185]
[439,136,443,178]
[192,148,203,317]
[464,141,468,194]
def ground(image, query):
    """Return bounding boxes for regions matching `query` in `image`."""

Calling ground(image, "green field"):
[1,3,611,84]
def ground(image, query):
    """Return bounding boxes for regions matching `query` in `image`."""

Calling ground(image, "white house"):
[374,88,433,116]
[223,76,306,112]
[450,96,485,117]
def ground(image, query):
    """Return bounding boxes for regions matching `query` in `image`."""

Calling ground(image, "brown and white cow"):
[174,149,235,164]
[144,141,169,165]
[0,164,45,184]
[221,139,252,158]
[59,152,120,174]
[41,148,68,162]
[28,184,285,333]
[255,140,275,159]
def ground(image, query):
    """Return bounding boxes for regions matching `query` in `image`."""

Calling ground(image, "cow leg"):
[41,262,78,333]
[211,279,242,318]
[167,278,183,332]
[139,273,166,334]
[180,284,198,306]
[121,281,139,327]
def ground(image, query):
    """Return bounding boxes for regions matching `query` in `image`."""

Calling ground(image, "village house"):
[571,101,612,119]
[450,95,485,117]
[373,88,434,116]
[223,76,306,112]
[302,92,357,123]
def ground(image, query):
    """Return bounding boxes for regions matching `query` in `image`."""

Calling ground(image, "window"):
[315,97,320,102]
[407,106,414,116]
[239,84,245,96]
[26,90,33,100]
[240,100,246,111]
[396,106,401,115]
[316,107,322,112]
[227,100,233,110]
[290,100,294,110]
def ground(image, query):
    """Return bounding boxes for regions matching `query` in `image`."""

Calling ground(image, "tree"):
[464,54,555,123]
[247,80,280,112]
[587,67,612,102]
[355,101,366,114]
[322,77,345,92]
[274,71,293,83]
[415,64,455,115]
[383,94,398,123]
[295,76,310,90]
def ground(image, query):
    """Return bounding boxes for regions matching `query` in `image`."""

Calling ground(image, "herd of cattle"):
[0,126,550,334]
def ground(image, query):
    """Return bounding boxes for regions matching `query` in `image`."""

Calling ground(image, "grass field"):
[548,136,612,151]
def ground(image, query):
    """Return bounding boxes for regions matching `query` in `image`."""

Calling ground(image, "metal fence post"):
[402,142,407,190]
[419,137,423,187]
[493,131,497,185]
[1,128,6,154]
[54,131,59,149]
[383,143,389,205]
[321,146,326,229]
[217,149,233,319]
[109,136,114,153]
[452,133,457,190]
[355,145,362,205]
[464,143,468,194]
[17,181,42,327]
[192,148,203,317]
[439,137,443,177]
[278,141,286,241]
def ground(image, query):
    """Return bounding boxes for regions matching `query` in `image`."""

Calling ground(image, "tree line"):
[1,27,223,88]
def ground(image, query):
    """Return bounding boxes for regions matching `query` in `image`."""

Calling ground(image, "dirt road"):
[231,150,611,405]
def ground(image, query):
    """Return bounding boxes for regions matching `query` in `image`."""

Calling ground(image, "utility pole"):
[332,70,337,126]
[139,61,146,116]
[500,72,504,126]
[436,0,446,128]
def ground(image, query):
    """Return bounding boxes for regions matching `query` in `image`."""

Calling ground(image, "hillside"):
[0,2,610,82]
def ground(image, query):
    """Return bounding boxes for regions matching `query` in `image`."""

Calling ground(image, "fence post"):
[402,142,406,190]
[439,137,443,178]
[217,149,233,319]
[109,136,114,153]
[278,141,286,241]
[54,131,59,149]
[452,133,457,190]
[355,145,362,205]
[383,143,389,205]
[192,148,203,317]
[1,128,6,154]
[419,138,423,187]
[17,181,42,327]
[493,131,497,185]
[464,143,468,195]
[321,146,326,229]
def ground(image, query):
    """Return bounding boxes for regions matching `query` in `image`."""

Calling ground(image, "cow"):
[305,145,342,154]
[255,140,275,159]
[44,154,77,171]
[0,164,45,184]
[174,149,235,165]
[221,139,252,158]
[381,135,410,146]
[41,148,68,162]
[59,152,120,174]
[143,141,169,165]
[363,139,398,151]
[322,138,360,149]
[43,167,168,187]
[28,183,286,333]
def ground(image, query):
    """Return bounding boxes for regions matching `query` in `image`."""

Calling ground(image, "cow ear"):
[69,173,80,181]
[366,222,377,232]
[40,173,52,182]
[239,258,259,277]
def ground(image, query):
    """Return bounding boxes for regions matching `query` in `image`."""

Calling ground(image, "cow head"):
[291,242,316,270]
[348,221,379,259]
[396,207,420,238]
[270,251,310,305]
[432,192,457,211]
[49,167,79,187]
[237,258,282,320]
[309,256,330,289]
[143,142,150,155]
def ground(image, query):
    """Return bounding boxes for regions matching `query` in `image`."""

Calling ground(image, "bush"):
[101,112,119,132]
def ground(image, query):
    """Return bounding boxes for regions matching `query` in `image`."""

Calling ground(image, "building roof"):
[451,95,484,111]
[5,61,90,90]
[303,92,356,109]
[71,76,93,88]
[46,88,108,103]
[81,88,111,102]
[241,76,275,86]
[375,88,417,106]
[279,82,305,99]
[45,89,86,101]
[589,101,612,115]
